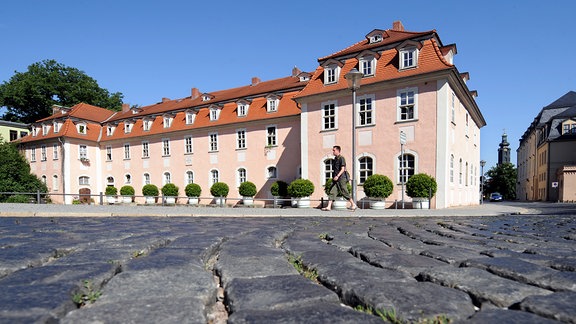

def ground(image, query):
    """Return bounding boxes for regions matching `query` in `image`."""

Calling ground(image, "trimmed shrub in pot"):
[288,179,314,208]
[324,179,352,210]
[105,186,117,204]
[270,180,288,197]
[161,183,179,204]
[185,183,202,205]
[120,185,135,203]
[363,174,393,209]
[406,173,437,209]
[239,181,257,206]
[210,182,229,206]
[142,184,159,204]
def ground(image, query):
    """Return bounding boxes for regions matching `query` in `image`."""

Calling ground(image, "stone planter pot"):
[296,197,310,208]
[243,197,254,206]
[164,196,176,204]
[214,197,226,206]
[412,197,429,209]
[145,196,156,204]
[122,196,132,204]
[333,198,347,210]
[106,196,116,204]
[188,197,199,205]
[370,200,386,210]
[291,198,298,208]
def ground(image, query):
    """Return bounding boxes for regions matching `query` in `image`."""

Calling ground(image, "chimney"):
[162,97,170,103]
[251,77,261,86]
[392,20,405,31]
[122,103,130,113]
[292,66,301,77]
[191,87,200,99]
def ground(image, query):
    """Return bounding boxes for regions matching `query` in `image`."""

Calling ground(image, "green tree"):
[0,140,47,202]
[0,59,124,123]
[485,163,517,200]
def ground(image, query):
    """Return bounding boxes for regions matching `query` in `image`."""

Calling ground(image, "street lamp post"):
[344,68,363,205]
[480,160,486,204]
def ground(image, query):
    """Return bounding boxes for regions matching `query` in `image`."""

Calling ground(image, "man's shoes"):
[347,206,357,212]
[321,207,331,211]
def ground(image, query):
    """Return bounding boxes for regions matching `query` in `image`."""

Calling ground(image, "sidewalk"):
[2,201,570,218]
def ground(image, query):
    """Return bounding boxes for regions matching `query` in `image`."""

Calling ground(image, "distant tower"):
[498,130,511,165]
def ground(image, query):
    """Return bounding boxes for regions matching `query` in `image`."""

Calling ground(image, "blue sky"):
[1,0,575,170]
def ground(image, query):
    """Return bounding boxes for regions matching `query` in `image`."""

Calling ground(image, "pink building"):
[19,21,485,208]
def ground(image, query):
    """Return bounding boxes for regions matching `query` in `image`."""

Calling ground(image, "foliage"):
[5,195,31,203]
[142,184,159,196]
[288,179,315,198]
[362,174,393,199]
[324,179,352,197]
[270,180,288,197]
[105,186,117,196]
[0,142,47,202]
[238,181,257,197]
[287,254,318,281]
[210,182,229,197]
[0,59,124,123]
[119,185,134,196]
[184,183,201,197]
[161,183,179,196]
[72,280,102,307]
[406,173,438,198]
[485,162,517,200]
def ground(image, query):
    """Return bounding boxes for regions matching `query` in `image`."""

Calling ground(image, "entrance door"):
[79,188,91,204]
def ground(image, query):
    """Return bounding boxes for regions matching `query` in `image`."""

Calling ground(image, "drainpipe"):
[58,137,66,204]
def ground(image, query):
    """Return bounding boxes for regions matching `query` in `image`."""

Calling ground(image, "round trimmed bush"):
[270,180,288,197]
[120,185,135,196]
[239,181,257,197]
[5,195,31,203]
[161,183,179,197]
[185,183,202,197]
[323,179,352,197]
[363,174,393,199]
[287,179,315,198]
[210,182,229,197]
[142,184,159,196]
[406,173,437,198]
[105,186,118,196]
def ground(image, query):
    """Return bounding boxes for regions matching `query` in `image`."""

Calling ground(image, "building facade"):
[0,120,29,142]
[18,21,485,208]
[517,91,576,201]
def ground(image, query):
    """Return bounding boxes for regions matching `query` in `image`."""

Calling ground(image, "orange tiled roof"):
[19,118,104,144]
[37,102,116,123]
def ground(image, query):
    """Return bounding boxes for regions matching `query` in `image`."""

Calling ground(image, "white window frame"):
[79,176,90,186]
[267,98,279,113]
[52,175,59,191]
[209,132,218,152]
[163,172,171,185]
[143,173,151,185]
[186,171,194,184]
[450,154,454,183]
[142,141,149,158]
[358,156,374,184]
[186,111,196,124]
[125,173,132,184]
[210,169,219,186]
[107,125,115,136]
[124,122,132,134]
[236,129,246,149]
[266,166,278,179]
[324,65,339,84]
[397,88,418,121]
[237,103,248,117]
[124,143,131,160]
[323,158,334,185]
[358,95,375,126]
[266,125,277,147]
[30,147,36,162]
[40,145,47,161]
[359,56,375,76]
[209,107,220,121]
[321,101,338,130]
[79,145,88,160]
[42,124,49,136]
[451,92,456,123]
[53,144,59,160]
[162,138,171,156]
[237,168,247,187]
[143,119,152,131]
[397,152,417,184]
[77,123,87,135]
[400,47,418,69]
[106,145,112,161]
[53,121,60,133]
[163,115,173,128]
[184,136,193,154]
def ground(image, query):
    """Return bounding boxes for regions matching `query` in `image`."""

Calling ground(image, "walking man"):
[322,145,357,211]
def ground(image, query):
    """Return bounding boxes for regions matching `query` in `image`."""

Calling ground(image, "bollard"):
[37,190,41,204]
[99,192,104,205]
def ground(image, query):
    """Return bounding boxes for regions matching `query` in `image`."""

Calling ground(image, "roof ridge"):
[318,39,367,62]
[430,38,453,67]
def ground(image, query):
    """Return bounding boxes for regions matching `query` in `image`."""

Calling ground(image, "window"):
[459,159,463,185]
[163,172,171,185]
[9,130,17,141]
[53,144,59,160]
[107,126,114,136]
[210,170,219,186]
[124,122,132,133]
[360,56,375,76]
[266,126,277,146]
[79,176,90,185]
[20,131,28,138]
[450,155,454,183]
[186,171,194,184]
[400,47,417,69]
[78,124,86,134]
[236,129,246,149]
[398,154,415,183]
[42,124,49,136]
[124,144,131,160]
[30,147,36,162]
[32,127,38,136]
[162,139,170,156]
[324,159,334,184]
[369,34,382,43]
[398,89,416,121]
[142,141,149,158]
[125,174,131,184]
[322,102,337,130]
[186,112,196,124]
[237,168,247,186]
[465,162,469,186]
[143,173,151,185]
[163,115,173,128]
[267,166,277,179]
[52,175,59,191]
[564,124,570,134]
[53,122,60,133]
[184,136,193,154]
[41,145,47,161]
[106,176,114,186]
[237,103,248,117]
[106,145,112,161]
[267,96,279,112]
[209,132,218,152]
[41,175,47,184]
[324,65,338,84]
[143,119,152,131]
[358,96,374,126]
[210,107,220,121]
[572,124,576,134]
[79,145,88,159]
[359,157,373,184]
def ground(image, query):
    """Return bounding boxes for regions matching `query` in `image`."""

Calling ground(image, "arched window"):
[163,172,171,185]
[210,170,219,186]
[398,154,415,183]
[79,176,90,185]
[125,174,131,184]
[267,166,277,179]
[324,159,334,184]
[52,175,59,191]
[459,159,463,185]
[106,176,114,186]
[450,155,454,183]
[186,171,194,184]
[358,157,373,184]
[41,175,47,184]
[237,168,247,186]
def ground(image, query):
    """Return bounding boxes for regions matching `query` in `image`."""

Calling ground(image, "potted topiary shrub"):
[362,174,394,209]
[210,182,229,206]
[161,183,179,204]
[270,180,288,207]
[185,183,202,205]
[288,179,315,208]
[238,181,257,206]
[142,184,159,204]
[120,185,135,204]
[406,173,437,209]
[105,186,117,204]
[324,179,352,210]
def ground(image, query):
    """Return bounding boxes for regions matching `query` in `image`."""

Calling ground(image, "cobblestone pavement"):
[0,202,575,323]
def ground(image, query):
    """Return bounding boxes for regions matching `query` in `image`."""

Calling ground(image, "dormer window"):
[237,100,250,117]
[163,115,173,128]
[266,94,281,113]
[369,34,382,43]
[209,106,221,121]
[321,59,343,85]
[53,121,60,133]
[298,72,311,82]
[32,127,38,136]
[107,125,115,136]
[143,118,152,131]
[42,124,50,136]
[77,123,87,135]
[185,111,196,125]
[202,93,213,102]
[124,122,133,134]
[359,56,376,77]
[397,41,422,70]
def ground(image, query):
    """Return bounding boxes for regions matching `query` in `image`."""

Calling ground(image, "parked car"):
[490,192,503,202]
